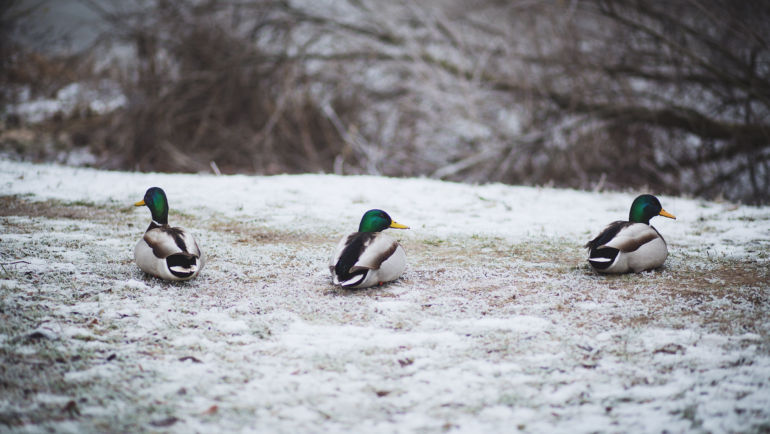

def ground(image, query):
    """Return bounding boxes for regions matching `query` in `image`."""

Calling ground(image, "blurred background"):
[1,0,769,204]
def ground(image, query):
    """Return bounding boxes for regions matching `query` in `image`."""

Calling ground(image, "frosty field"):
[1,160,769,433]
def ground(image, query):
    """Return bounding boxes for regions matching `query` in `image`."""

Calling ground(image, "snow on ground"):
[0,160,769,433]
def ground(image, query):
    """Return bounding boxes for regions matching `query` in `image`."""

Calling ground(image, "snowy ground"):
[1,160,769,433]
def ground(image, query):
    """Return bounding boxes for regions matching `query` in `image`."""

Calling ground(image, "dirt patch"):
[0,195,128,221]
[206,218,328,246]
[0,194,330,249]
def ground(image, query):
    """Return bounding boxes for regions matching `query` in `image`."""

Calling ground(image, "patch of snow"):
[0,160,768,433]
[0,279,19,290]
[4,160,768,262]
[119,279,150,291]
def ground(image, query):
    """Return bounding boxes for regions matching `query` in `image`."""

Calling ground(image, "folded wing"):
[602,223,661,252]
[330,232,400,286]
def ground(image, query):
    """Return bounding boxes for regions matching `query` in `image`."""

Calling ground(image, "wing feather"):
[602,223,661,252]
[351,233,399,270]
[143,226,200,259]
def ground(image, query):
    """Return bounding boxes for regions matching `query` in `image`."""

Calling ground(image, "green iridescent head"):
[135,187,169,225]
[358,209,409,232]
[629,194,676,224]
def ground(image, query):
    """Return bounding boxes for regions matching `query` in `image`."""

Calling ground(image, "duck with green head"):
[134,187,204,281]
[585,194,676,273]
[329,209,409,288]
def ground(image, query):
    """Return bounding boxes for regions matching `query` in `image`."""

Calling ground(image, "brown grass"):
[0,195,126,221]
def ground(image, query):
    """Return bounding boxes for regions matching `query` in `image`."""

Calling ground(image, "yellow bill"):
[390,221,409,229]
[659,209,676,219]
[134,200,146,206]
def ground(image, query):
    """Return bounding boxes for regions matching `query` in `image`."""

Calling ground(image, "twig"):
[1,261,30,266]
[209,161,221,176]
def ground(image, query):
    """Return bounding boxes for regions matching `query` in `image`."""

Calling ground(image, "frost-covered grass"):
[1,160,769,433]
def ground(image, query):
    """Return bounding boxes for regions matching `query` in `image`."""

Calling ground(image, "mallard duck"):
[586,194,676,273]
[329,209,409,289]
[133,187,204,281]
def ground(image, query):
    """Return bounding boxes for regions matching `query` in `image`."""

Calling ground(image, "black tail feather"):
[588,247,619,270]
[340,271,367,288]
[166,253,198,278]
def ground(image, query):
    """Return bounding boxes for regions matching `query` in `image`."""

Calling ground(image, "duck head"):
[135,187,169,225]
[358,209,409,232]
[629,194,676,224]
